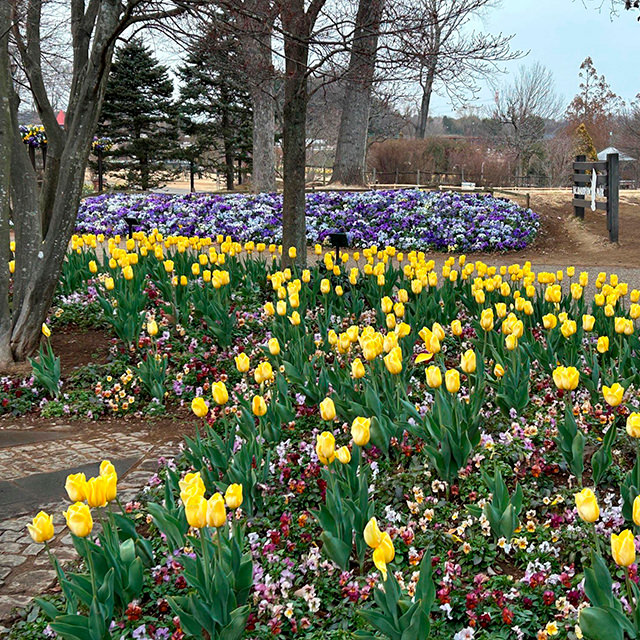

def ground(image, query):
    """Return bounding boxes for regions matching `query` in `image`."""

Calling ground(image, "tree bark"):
[416,59,437,139]
[0,2,13,366]
[331,0,384,186]
[281,4,312,267]
[237,3,277,193]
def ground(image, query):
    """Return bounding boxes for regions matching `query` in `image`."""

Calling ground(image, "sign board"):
[572,153,619,243]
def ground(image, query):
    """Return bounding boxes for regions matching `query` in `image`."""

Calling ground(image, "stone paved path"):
[0,419,181,632]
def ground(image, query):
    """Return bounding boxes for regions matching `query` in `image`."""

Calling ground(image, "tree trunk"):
[416,60,437,139]
[238,5,277,193]
[281,6,310,267]
[0,2,13,366]
[331,0,384,186]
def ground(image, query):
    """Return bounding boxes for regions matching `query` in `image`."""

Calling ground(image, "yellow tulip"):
[179,472,205,499]
[65,472,87,503]
[211,381,229,405]
[451,319,462,336]
[268,338,280,356]
[383,346,403,375]
[611,529,636,567]
[627,413,640,438]
[27,511,55,543]
[105,277,115,290]
[264,301,275,316]
[582,315,595,331]
[320,279,331,295]
[289,311,301,326]
[100,460,116,477]
[372,532,395,580]
[445,369,461,393]
[252,395,267,416]
[144,318,158,337]
[63,502,93,537]
[597,336,609,353]
[363,517,383,549]
[542,313,557,330]
[426,365,442,388]
[494,363,505,378]
[480,309,494,332]
[191,396,209,417]
[575,488,599,523]
[336,446,351,464]
[42,323,51,338]
[602,383,624,407]
[320,397,336,421]
[163,260,174,273]
[460,350,476,374]
[505,334,518,351]
[351,358,366,379]
[552,366,579,391]
[85,476,108,508]
[633,496,640,527]
[288,247,297,259]
[560,320,577,339]
[235,353,250,373]
[225,483,243,510]
[316,431,336,465]
[185,494,208,529]
[103,473,117,503]
[351,416,371,447]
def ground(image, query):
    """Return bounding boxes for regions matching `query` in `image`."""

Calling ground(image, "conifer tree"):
[574,123,598,161]
[178,19,253,191]
[99,39,179,190]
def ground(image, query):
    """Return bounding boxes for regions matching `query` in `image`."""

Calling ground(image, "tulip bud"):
[63,502,93,538]
[316,431,336,464]
[575,488,599,523]
[364,517,383,549]
[627,413,640,438]
[224,484,243,510]
[602,383,624,407]
[336,446,351,464]
[185,495,208,529]
[65,473,87,503]
[611,530,636,567]
[425,365,442,388]
[319,397,336,421]
[85,476,108,508]
[252,395,267,416]
[351,358,366,379]
[445,369,460,393]
[27,511,55,543]
[235,353,250,373]
[191,396,209,417]
[351,417,371,447]
[460,349,477,374]
[268,338,280,356]
[451,319,462,336]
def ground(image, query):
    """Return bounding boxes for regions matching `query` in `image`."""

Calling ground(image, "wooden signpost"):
[572,152,619,243]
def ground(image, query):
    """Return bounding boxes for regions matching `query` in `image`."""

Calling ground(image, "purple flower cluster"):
[76,189,539,252]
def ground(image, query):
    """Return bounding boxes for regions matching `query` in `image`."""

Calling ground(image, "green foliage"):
[167,526,252,640]
[468,468,523,541]
[29,338,61,398]
[554,400,585,483]
[356,554,435,640]
[136,351,168,403]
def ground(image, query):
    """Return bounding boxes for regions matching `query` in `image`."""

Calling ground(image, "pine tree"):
[178,18,252,191]
[574,123,598,161]
[98,39,178,190]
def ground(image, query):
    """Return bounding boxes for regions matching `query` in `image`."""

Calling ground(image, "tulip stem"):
[591,523,602,556]
[626,573,636,617]
[84,538,97,596]
[200,528,211,589]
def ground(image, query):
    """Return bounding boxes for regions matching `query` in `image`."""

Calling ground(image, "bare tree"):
[330,0,385,186]
[491,63,562,177]
[388,0,519,139]
[0,0,208,365]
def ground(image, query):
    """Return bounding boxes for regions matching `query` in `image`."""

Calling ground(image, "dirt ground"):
[464,188,640,268]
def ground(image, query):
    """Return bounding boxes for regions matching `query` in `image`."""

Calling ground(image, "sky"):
[428,0,640,117]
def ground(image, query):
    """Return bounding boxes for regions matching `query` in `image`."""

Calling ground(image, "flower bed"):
[9,236,639,640]
[76,189,539,252]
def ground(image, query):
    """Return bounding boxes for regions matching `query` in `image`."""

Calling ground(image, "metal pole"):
[98,150,104,193]
[607,153,619,242]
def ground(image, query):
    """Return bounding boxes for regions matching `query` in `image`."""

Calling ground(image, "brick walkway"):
[0,420,179,631]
